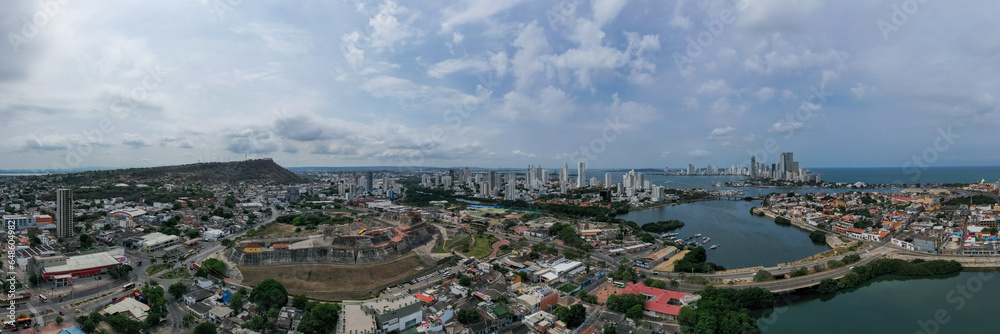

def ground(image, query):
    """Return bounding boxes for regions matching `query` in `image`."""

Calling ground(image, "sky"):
[2,0,999,171]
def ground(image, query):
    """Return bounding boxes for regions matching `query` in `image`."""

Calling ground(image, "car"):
[59,311,64,315]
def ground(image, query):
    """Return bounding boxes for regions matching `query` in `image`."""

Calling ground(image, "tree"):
[459,275,472,287]
[842,254,861,265]
[193,322,218,334]
[249,279,288,310]
[55,317,64,325]
[186,229,200,239]
[79,233,96,249]
[229,291,246,313]
[553,304,587,328]
[809,230,826,244]
[753,270,774,282]
[108,265,133,279]
[643,278,667,289]
[603,325,617,334]
[292,294,309,310]
[626,304,644,320]
[297,303,341,334]
[457,308,481,324]
[790,267,809,277]
[168,282,188,300]
[198,258,228,278]
[818,278,838,294]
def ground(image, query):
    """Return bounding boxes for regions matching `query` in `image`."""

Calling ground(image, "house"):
[244,243,262,253]
[100,298,150,321]
[209,306,233,322]
[184,288,215,305]
[619,282,698,320]
[525,229,548,239]
[187,301,213,319]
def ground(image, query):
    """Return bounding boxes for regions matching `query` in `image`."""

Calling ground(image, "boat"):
[693,233,702,237]
[702,237,710,243]
[710,244,719,250]
[673,238,685,243]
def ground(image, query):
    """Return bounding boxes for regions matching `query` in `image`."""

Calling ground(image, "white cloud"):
[707,126,737,140]
[427,58,491,78]
[452,32,464,44]
[498,86,574,122]
[683,97,700,110]
[592,0,630,27]
[851,83,873,99]
[755,87,776,102]
[689,150,711,157]
[668,0,691,30]
[361,76,478,105]
[121,133,152,148]
[232,22,314,57]
[768,122,804,133]
[512,149,537,158]
[440,0,529,32]
[697,79,736,96]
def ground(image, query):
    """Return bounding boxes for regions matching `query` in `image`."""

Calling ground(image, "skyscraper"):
[750,155,757,178]
[56,188,73,239]
[605,172,612,189]
[365,171,374,193]
[561,163,569,194]
[577,162,586,188]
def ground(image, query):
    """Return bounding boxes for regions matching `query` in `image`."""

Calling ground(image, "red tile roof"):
[620,282,693,316]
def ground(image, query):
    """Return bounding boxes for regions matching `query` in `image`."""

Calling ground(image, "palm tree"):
[669,279,679,289]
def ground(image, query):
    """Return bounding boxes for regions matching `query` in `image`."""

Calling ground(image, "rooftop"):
[103,297,150,321]
[41,252,121,274]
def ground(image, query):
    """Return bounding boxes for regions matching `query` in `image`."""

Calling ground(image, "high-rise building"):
[577,162,586,188]
[687,163,696,175]
[365,171,374,193]
[750,156,757,178]
[561,163,569,194]
[56,188,73,239]
[286,186,300,203]
[605,172,613,189]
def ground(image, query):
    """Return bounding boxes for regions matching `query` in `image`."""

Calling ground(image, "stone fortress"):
[225,212,438,266]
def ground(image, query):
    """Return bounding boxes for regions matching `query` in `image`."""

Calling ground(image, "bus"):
[3,318,31,330]
[38,294,47,303]
[2,293,31,304]
[612,281,626,288]
[122,283,135,291]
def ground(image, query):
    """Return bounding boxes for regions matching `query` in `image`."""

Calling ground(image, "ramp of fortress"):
[226,215,438,266]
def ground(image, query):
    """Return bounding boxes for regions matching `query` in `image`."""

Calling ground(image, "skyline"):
[3,1,1000,170]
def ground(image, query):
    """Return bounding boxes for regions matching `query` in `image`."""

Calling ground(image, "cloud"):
[689,150,711,157]
[427,58,491,78]
[668,0,691,30]
[361,75,479,105]
[367,1,418,51]
[755,87,776,102]
[512,149,537,158]
[707,126,737,140]
[697,79,736,96]
[223,129,278,154]
[768,122,804,133]
[121,133,152,148]
[497,86,574,122]
[440,0,529,32]
[851,83,873,99]
[592,0,630,27]
[232,22,315,57]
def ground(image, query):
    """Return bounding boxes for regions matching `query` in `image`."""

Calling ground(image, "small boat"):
[673,238,684,243]
[693,233,702,237]
[702,237,710,243]
[710,244,719,250]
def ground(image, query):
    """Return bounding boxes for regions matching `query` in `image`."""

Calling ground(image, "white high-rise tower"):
[577,162,586,188]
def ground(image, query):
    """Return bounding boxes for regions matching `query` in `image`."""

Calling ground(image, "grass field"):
[461,235,499,259]
[239,253,428,300]
[252,223,311,237]
[160,267,190,279]
[146,263,171,275]
[438,234,473,253]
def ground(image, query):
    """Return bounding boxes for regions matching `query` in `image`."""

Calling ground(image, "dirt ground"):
[239,253,427,300]
[652,250,690,272]
[253,222,311,237]
[591,281,624,304]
